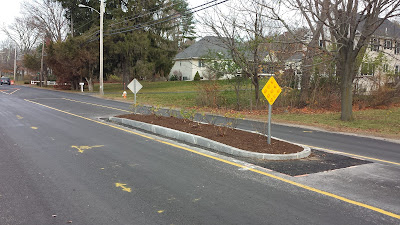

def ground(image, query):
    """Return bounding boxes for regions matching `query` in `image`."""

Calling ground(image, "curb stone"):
[109,117,311,160]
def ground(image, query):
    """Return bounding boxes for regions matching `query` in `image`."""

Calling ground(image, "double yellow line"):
[24,98,400,220]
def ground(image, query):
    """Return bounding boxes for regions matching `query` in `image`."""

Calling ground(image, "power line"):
[87,0,229,42]
[107,2,178,27]
[106,0,220,35]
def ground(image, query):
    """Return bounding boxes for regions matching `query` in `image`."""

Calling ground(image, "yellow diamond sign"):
[262,76,281,105]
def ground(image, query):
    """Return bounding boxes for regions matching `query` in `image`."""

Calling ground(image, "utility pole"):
[13,46,16,82]
[40,38,45,87]
[99,0,104,95]
[78,1,104,95]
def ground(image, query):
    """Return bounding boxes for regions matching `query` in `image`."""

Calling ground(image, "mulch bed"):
[117,114,303,155]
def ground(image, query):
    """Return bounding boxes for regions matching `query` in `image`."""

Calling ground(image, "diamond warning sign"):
[262,76,281,105]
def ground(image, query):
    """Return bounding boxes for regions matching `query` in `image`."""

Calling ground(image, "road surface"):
[0,85,399,224]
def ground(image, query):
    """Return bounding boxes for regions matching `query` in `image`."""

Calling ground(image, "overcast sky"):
[0,0,23,43]
[0,0,222,44]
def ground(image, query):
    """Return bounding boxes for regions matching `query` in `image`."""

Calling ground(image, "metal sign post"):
[134,83,137,113]
[261,76,282,145]
[268,103,272,144]
[127,79,143,114]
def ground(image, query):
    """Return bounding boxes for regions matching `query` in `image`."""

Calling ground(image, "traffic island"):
[109,114,311,160]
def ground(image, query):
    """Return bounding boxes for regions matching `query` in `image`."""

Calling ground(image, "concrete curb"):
[109,117,311,160]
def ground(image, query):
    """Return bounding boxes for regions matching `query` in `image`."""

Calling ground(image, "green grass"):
[273,108,400,136]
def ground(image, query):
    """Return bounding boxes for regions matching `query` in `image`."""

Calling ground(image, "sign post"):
[127,79,143,114]
[261,76,282,144]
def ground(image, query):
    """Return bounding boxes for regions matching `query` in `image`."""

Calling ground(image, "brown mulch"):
[117,114,303,155]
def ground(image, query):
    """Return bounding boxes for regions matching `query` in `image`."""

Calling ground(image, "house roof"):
[285,52,303,63]
[357,15,400,39]
[174,36,231,60]
[370,19,400,39]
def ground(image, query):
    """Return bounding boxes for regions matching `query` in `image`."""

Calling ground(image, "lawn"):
[272,108,400,137]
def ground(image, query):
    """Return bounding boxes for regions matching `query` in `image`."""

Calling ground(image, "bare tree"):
[0,40,17,76]
[259,0,400,120]
[22,0,68,42]
[1,16,40,54]
[201,1,275,108]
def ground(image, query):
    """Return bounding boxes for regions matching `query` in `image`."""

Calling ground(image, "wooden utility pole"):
[40,38,44,87]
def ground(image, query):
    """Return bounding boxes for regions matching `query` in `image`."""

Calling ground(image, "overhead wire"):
[81,1,178,42]
[107,1,178,27]
[106,0,225,36]
[85,0,228,43]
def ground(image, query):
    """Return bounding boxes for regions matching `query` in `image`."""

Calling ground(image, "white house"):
[284,18,400,94]
[169,36,231,81]
[355,19,400,93]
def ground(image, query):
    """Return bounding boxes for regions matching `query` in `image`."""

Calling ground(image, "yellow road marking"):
[71,145,104,153]
[62,98,400,167]
[31,126,38,130]
[0,88,20,95]
[9,89,20,95]
[157,210,164,213]
[115,183,132,192]
[16,115,23,119]
[24,99,400,220]
[62,98,131,113]
[306,145,400,166]
[193,198,201,202]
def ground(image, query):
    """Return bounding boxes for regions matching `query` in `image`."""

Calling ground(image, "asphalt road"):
[0,85,399,225]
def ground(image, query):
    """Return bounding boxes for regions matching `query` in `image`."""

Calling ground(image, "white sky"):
[0,0,23,43]
[0,0,224,43]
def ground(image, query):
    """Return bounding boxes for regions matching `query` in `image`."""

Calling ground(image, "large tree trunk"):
[337,49,356,121]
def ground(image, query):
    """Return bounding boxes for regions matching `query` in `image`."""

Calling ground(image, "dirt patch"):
[117,114,303,155]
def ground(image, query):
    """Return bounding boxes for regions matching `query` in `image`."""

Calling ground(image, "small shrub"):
[150,105,161,116]
[108,74,122,83]
[201,111,217,125]
[167,108,178,117]
[194,71,201,81]
[169,75,179,81]
[196,81,222,107]
[224,111,244,129]
[54,84,71,90]
[180,108,197,121]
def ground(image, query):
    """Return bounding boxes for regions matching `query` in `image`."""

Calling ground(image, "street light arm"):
[78,4,100,14]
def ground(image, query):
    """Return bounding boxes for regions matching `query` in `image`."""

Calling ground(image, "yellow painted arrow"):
[71,145,104,153]
[115,183,132,192]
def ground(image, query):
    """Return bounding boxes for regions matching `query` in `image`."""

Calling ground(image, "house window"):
[319,40,324,47]
[383,64,389,72]
[395,65,400,75]
[384,40,392,49]
[361,63,375,76]
[198,60,205,67]
[395,42,400,55]
[370,38,380,51]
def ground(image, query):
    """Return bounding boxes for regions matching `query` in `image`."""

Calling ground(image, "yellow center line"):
[62,98,131,113]
[23,99,400,220]
[306,145,400,166]
[63,98,400,167]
